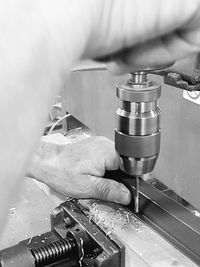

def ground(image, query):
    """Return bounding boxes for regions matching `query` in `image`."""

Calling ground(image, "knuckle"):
[95,181,112,200]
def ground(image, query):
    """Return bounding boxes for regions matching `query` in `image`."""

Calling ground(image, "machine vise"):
[0,199,124,267]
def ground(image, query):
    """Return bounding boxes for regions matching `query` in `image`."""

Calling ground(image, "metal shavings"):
[106,230,112,236]
[79,238,84,267]
[121,224,128,230]
[131,214,138,223]
[9,207,16,211]
[9,207,16,215]
[121,210,144,232]
[89,214,94,223]
[191,210,200,217]
[89,204,116,233]
[66,197,74,202]
[126,213,130,224]
[27,237,33,244]
[91,202,98,209]
[88,202,144,235]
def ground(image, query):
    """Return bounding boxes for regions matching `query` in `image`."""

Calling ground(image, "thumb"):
[82,175,131,205]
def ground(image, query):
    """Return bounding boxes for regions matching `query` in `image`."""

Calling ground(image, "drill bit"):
[134,176,139,213]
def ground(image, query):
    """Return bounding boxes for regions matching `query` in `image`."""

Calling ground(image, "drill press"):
[115,68,163,213]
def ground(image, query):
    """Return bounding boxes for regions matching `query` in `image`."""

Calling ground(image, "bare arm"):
[0,0,90,233]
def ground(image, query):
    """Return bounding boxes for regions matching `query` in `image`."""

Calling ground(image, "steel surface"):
[105,170,200,265]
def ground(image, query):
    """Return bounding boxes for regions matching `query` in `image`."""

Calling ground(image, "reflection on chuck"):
[115,71,161,176]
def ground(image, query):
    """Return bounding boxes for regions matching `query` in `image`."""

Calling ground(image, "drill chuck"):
[115,72,161,176]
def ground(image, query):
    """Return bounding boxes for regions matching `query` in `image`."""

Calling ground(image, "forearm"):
[0,1,89,236]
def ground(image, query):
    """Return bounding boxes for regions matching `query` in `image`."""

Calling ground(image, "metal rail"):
[105,170,200,265]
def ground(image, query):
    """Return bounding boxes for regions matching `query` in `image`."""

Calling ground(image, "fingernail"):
[116,186,131,205]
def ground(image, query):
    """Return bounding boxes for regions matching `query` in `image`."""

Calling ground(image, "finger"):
[80,175,131,205]
[99,137,120,171]
[105,149,120,171]
[89,136,120,171]
[43,169,131,205]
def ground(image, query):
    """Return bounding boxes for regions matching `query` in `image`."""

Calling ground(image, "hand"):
[29,136,131,205]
